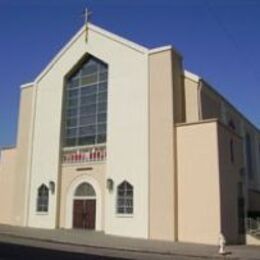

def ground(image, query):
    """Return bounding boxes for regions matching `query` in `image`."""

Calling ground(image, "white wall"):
[28,25,149,238]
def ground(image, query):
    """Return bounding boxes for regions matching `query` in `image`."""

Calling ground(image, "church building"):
[0,22,260,245]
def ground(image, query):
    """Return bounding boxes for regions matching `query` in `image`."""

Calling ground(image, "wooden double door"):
[73,199,96,230]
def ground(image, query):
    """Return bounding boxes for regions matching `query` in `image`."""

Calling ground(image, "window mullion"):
[95,64,100,144]
[76,76,82,147]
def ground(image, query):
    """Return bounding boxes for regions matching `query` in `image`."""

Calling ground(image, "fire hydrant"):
[218,233,226,255]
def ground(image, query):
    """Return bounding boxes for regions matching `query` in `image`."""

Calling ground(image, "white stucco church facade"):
[0,21,260,245]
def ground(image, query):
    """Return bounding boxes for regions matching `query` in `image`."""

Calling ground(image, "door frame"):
[65,175,102,230]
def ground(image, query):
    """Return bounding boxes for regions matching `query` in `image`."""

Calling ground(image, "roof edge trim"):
[149,45,172,54]
[0,145,16,151]
[34,23,150,84]
[184,70,201,82]
[20,82,35,89]
[88,23,149,54]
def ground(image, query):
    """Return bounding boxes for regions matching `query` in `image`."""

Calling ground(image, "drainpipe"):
[197,79,203,121]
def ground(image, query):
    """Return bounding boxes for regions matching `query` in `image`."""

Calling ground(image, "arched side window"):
[117,181,133,214]
[74,182,96,197]
[37,184,49,213]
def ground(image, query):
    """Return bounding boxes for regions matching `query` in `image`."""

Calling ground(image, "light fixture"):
[49,181,55,194]
[106,178,114,192]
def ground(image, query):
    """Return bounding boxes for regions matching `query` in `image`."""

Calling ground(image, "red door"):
[73,199,96,229]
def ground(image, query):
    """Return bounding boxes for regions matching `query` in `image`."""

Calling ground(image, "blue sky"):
[0,0,259,147]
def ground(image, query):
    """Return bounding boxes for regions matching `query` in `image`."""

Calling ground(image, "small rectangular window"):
[97,113,106,123]
[81,74,98,86]
[79,125,96,136]
[68,78,80,88]
[65,138,76,147]
[82,64,98,76]
[98,102,107,113]
[99,82,107,92]
[80,104,96,115]
[66,128,77,138]
[80,94,97,106]
[67,89,79,98]
[97,134,106,143]
[67,98,78,107]
[99,71,108,81]
[66,118,77,127]
[97,124,106,134]
[66,108,78,118]
[78,136,95,145]
[81,84,97,96]
[98,91,107,103]
[79,115,96,126]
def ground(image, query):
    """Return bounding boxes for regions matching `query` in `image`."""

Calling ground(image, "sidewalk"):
[0,225,259,259]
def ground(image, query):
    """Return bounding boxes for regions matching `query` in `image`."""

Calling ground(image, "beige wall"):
[59,163,106,229]
[243,123,260,191]
[217,123,244,244]
[184,76,200,123]
[201,86,222,121]
[13,85,34,226]
[187,77,260,194]
[0,148,16,225]
[177,120,245,244]
[148,49,176,241]
[177,120,221,244]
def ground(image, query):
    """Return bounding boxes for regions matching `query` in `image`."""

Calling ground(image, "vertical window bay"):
[63,56,108,147]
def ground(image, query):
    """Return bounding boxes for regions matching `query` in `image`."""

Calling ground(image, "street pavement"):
[0,225,259,259]
[0,234,220,260]
[0,241,121,260]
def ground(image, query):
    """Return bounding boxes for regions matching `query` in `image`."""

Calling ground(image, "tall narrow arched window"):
[117,181,133,214]
[63,56,108,147]
[228,120,236,131]
[230,139,234,163]
[245,133,253,179]
[37,184,49,212]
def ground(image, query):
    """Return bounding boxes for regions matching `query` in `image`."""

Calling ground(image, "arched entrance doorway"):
[73,182,96,230]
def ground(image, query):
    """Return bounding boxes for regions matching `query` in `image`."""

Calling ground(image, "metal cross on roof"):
[84,8,92,25]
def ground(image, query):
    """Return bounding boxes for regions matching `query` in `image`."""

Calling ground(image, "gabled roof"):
[21,23,174,89]
[89,23,149,54]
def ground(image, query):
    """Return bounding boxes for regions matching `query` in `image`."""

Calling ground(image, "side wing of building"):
[180,71,260,244]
